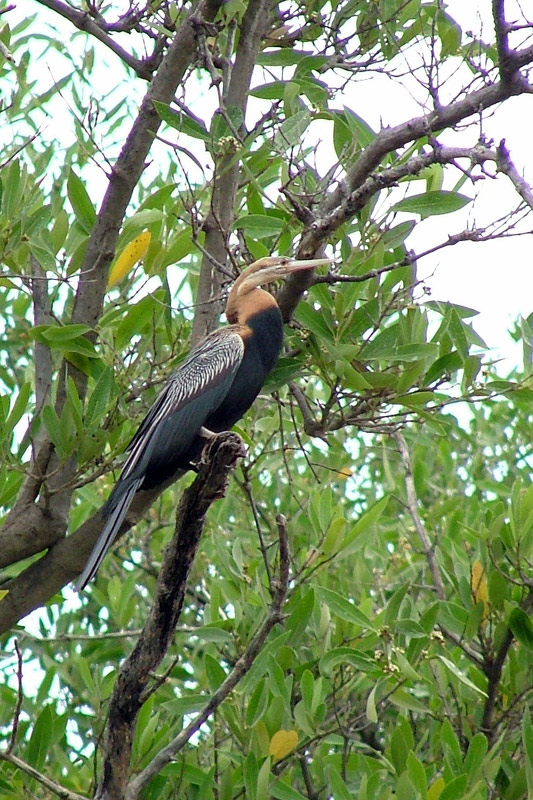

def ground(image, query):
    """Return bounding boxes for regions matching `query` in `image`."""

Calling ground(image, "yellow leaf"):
[427,776,445,800]
[269,729,298,761]
[338,467,352,479]
[471,559,489,621]
[108,230,151,288]
[0,589,9,603]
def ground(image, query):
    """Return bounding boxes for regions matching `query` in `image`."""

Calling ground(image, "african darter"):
[76,256,330,590]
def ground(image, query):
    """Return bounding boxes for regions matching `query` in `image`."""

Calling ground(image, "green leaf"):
[198,657,223,698]
[523,707,533,796]
[327,765,353,800]
[243,752,259,800]
[294,302,334,341]
[39,324,92,342]
[340,496,389,555]
[437,656,487,696]
[439,774,467,800]
[271,780,310,800]
[315,586,374,629]
[438,10,462,57]
[509,607,533,651]
[383,220,416,249]
[389,689,428,713]
[6,382,31,432]
[67,169,96,233]
[366,682,379,724]
[256,756,270,800]
[277,111,311,147]
[249,81,286,100]
[391,191,471,218]
[235,214,285,239]
[246,678,269,727]
[319,647,376,675]
[85,366,114,427]
[396,772,417,800]
[407,751,427,799]
[464,733,488,784]
[42,404,66,457]
[27,705,54,770]
[153,101,209,140]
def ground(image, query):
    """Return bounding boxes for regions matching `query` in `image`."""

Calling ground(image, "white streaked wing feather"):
[121,329,244,480]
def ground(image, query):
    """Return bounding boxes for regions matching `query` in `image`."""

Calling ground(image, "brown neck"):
[226,286,277,325]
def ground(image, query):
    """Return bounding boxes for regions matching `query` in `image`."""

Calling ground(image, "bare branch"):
[6,640,23,754]
[394,432,485,667]
[97,432,246,800]
[0,752,86,800]
[36,0,162,80]
[127,512,290,799]
[496,140,533,209]
[394,432,446,599]
[191,0,275,344]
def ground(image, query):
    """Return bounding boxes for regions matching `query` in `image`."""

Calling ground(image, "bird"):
[76,255,331,590]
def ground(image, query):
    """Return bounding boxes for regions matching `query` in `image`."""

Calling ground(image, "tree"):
[1,0,533,798]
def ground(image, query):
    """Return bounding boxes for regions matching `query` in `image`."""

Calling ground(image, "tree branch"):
[96,432,246,800]
[278,53,533,317]
[0,0,225,608]
[126,512,290,800]
[36,0,163,80]
[394,432,484,667]
[394,432,446,599]
[0,471,185,634]
[496,140,533,209]
[191,0,275,344]
[481,586,533,740]
[0,751,86,800]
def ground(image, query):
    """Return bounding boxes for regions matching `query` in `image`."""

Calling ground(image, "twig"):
[394,432,485,666]
[394,432,446,598]
[126,512,290,800]
[496,140,533,209]
[240,465,273,587]
[36,0,161,80]
[0,752,86,800]
[481,586,533,740]
[7,640,23,753]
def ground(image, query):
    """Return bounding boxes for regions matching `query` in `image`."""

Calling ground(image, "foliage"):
[0,1,532,799]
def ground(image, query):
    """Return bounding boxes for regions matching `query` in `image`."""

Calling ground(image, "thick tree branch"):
[0,471,185,634]
[191,0,275,344]
[70,0,224,337]
[96,432,246,800]
[278,54,533,317]
[0,0,225,596]
[126,512,290,800]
